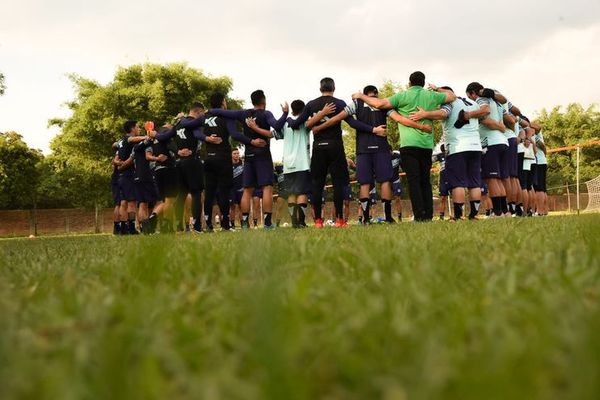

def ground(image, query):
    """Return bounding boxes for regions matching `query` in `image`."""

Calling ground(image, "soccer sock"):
[288,203,296,217]
[509,202,516,215]
[398,212,402,222]
[469,200,480,219]
[383,200,392,221]
[128,219,136,233]
[264,212,272,227]
[298,203,307,225]
[453,203,464,219]
[113,221,120,234]
[491,197,502,216]
[439,212,445,220]
[500,197,508,214]
[359,198,370,223]
[358,216,363,224]
[253,218,258,227]
[241,213,249,227]
[516,203,524,216]
[486,209,492,217]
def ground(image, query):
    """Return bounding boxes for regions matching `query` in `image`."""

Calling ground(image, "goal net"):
[584,175,600,212]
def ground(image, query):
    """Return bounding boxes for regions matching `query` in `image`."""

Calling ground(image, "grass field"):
[0,215,599,400]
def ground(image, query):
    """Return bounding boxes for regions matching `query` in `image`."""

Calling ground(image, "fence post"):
[95,202,100,234]
[566,183,571,213]
[576,146,580,215]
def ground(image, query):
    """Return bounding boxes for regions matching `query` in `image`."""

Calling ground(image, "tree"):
[48,62,239,207]
[0,131,42,209]
[535,104,600,193]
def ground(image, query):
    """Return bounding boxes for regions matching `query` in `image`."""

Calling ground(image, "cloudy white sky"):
[1,0,599,159]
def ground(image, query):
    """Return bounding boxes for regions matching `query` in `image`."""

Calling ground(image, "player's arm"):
[117,155,133,171]
[481,118,506,132]
[311,108,346,133]
[479,88,507,104]
[177,115,206,129]
[345,116,387,136]
[112,153,122,166]
[226,119,253,146]
[245,118,273,138]
[503,113,517,127]
[265,104,289,131]
[408,108,448,121]
[390,111,433,132]
[287,106,311,129]
[127,135,149,144]
[428,84,456,104]
[351,93,393,109]
[510,104,523,117]
[155,126,176,141]
[464,104,490,120]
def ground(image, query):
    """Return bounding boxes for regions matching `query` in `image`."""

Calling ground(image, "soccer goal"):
[584,175,600,212]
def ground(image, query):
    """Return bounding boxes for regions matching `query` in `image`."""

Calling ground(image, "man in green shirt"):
[352,71,455,221]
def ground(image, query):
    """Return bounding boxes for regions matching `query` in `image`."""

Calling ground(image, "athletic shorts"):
[507,138,519,178]
[517,152,525,178]
[531,164,538,190]
[481,144,508,179]
[524,169,534,190]
[177,157,204,193]
[343,184,353,201]
[310,143,349,188]
[135,180,158,204]
[284,171,311,196]
[356,151,393,185]
[111,177,122,206]
[481,181,489,196]
[154,167,179,200]
[118,174,136,202]
[439,169,450,197]
[445,151,482,190]
[534,164,547,192]
[204,157,233,189]
[307,188,326,204]
[230,188,243,205]
[519,169,530,190]
[243,155,273,188]
[392,180,402,196]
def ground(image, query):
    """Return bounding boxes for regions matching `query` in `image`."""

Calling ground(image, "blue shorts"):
[135,180,158,204]
[439,170,450,197]
[507,138,519,178]
[230,188,243,204]
[243,155,273,188]
[343,184,353,201]
[356,152,393,185]
[392,180,402,196]
[111,177,122,206]
[118,174,136,202]
[445,151,482,190]
[482,144,509,179]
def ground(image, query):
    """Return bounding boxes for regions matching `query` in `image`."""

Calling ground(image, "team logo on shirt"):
[205,117,218,127]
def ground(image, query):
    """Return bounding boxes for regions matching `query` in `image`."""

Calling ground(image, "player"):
[210,90,288,229]
[230,149,244,229]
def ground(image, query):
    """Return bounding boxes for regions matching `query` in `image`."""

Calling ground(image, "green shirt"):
[387,86,447,149]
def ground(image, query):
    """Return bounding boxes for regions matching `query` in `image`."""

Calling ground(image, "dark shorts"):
[284,171,311,196]
[310,143,349,187]
[534,164,547,192]
[118,174,136,202]
[307,189,326,204]
[392,180,402,196]
[482,144,508,179]
[243,155,274,188]
[135,180,158,204]
[481,181,489,196]
[204,157,233,189]
[111,178,122,206]
[519,168,530,190]
[445,151,482,190]
[230,188,243,205]
[177,157,204,193]
[343,184,353,201]
[154,167,179,200]
[356,151,394,185]
[507,138,519,178]
[439,169,450,197]
[531,164,539,189]
[517,152,525,178]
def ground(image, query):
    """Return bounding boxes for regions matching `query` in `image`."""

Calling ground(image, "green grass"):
[0,215,599,400]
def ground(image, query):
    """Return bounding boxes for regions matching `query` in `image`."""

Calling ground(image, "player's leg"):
[202,160,218,231]
[419,147,434,221]
[374,151,394,223]
[310,149,328,226]
[330,146,350,226]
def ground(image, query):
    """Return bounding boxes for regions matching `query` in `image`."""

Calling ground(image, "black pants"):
[310,144,349,219]
[400,147,433,221]
[203,157,233,224]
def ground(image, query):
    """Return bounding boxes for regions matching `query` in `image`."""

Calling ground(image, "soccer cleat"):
[241,220,250,230]
[192,221,203,234]
[263,224,276,231]
[335,218,349,228]
[205,225,214,233]
[314,218,324,229]
[385,218,396,224]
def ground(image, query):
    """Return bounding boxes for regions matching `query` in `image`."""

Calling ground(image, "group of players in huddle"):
[111,71,548,234]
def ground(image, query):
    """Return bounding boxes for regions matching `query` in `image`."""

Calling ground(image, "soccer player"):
[270,100,312,228]
[522,132,537,216]
[465,82,509,217]
[352,72,456,221]
[410,87,483,220]
[532,122,548,215]
[147,123,179,233]
[391,150,404,221]
[272,164,288,227]
[110,143,124,234]
[287,78,383,228]
[209,90,288,230]
[131,133,159,234]
[230,149,244,229]
[115,120,147,234]
[155,102,207,233]
[198,93,254,232]
[432,143,449,220]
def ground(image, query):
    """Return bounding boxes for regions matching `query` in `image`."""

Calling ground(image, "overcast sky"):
[1,0,599,160]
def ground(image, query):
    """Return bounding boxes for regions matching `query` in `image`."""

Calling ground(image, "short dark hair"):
[320,77,335,92]
[466,82,484,95]
[250,90,266,106]
[190,102,205,111]
[210,93,226,109]
[441,86,453,92]
[123,120,137,133]
[231,147,240,153]
[363,85,378,95]
[291,99,305,115]
[409,71,425,87]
